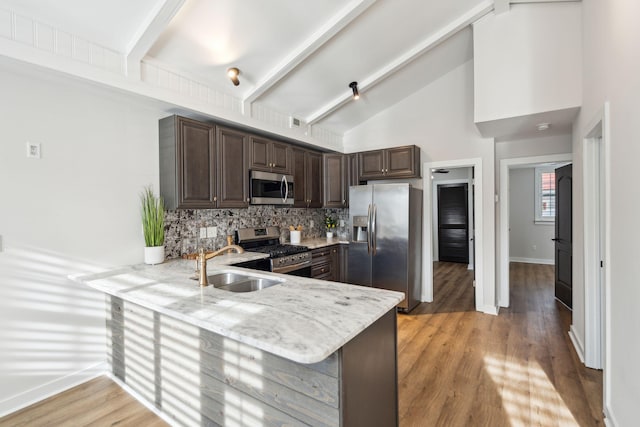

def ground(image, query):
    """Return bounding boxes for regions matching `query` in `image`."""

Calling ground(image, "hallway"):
[397,261,603,426]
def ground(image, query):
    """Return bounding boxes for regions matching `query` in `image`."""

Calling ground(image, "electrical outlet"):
[199,227,207,238]
[339,219,345,227]
[310,220,314,228]
[207,226,217,238]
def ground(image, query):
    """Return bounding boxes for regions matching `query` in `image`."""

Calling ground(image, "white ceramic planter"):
[144,246,165,265]
[290,230,301,244]
[326,232,334,239]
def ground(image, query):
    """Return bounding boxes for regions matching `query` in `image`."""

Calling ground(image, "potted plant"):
[140,186,165,264]
[324,215,337,239]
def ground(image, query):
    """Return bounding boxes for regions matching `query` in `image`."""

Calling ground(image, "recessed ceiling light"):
[537,122,550,131]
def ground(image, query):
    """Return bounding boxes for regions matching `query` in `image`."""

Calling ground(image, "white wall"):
[344,60,496,311]
[473,2,582,123]
[0,62,166,414]
[508,168,554,263]
[574,1,640,424]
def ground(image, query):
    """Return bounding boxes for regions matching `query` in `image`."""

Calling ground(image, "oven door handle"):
[272,260,311,274]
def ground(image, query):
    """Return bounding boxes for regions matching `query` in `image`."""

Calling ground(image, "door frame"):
[498,153,573,308]
[582,102,610,386]
[423,158,485,312]
[432,178,473,268]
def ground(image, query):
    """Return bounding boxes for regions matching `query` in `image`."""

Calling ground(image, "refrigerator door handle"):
[367,204,372,254]
[372,204,377,255]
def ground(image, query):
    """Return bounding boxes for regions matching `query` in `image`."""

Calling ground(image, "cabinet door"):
[249,136,271,172]
[177,117,216,209]
[323,154,347,208]
[270,141,291,174]
[306,151,323,208]
[292,147,307,207]
[339,245,349,283]
[385,145,419,177]
[358,150,385,180]
[216,126,249,208]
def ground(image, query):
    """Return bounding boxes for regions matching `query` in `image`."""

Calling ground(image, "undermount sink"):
[205,272,284,292]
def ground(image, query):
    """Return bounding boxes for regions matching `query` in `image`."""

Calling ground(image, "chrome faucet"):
[197,245,245,287]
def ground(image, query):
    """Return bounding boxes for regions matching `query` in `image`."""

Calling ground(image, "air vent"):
[289,116,302,128]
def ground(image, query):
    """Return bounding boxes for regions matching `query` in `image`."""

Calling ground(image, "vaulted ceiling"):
[0,0,496,138]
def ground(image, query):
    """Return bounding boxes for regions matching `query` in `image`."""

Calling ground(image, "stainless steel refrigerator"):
[348,183,422,312]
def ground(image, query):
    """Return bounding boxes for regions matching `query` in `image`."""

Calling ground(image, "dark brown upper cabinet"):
[249,136,291,174]
[159,115,249,209]
[216,126,250,208]
[323,153,348,208]
[358,145,421,180]
[292,147,323,208]
[160,116,216,210]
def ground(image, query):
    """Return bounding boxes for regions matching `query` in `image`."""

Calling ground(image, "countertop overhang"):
[71,252,403,364]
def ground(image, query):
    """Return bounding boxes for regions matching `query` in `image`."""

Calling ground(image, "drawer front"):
[312,261,333,278]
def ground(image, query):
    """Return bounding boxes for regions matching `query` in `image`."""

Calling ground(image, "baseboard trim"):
[509,257,554,265]
[0,361,108,418]
[480,305,499,316]
[604,405,618,427]
[568,325,585,364]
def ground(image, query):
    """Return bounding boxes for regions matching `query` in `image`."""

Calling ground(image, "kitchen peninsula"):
[73,255,403,427]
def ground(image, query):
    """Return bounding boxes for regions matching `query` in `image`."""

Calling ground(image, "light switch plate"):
[310,220,314,228]
[26,141,41,158]
[339,220,345,227]
[207,226,217,238]
[199,227,207,239]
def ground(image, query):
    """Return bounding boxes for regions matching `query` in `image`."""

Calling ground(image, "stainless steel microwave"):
[250,170,294,205]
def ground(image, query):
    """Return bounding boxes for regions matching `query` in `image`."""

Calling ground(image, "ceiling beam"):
[242,0,378,107]
[306,0,495,126]
[125,0,185,79]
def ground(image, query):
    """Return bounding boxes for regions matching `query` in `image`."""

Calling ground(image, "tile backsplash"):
[165,206,348,258]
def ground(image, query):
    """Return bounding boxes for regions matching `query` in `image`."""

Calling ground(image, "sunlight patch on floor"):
[484,354,578,426]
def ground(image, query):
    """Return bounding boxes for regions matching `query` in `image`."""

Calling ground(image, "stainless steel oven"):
[250,170,294,205]
[236,227,311,277]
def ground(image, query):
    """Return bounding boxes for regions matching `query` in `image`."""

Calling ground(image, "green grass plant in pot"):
[141,186,165,265]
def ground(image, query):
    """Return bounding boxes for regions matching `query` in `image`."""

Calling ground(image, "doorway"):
[498,153,572,308]
[423,158,484,312]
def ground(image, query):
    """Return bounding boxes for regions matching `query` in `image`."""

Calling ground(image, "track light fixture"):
[349,81,360,100]
[227,67,240,86]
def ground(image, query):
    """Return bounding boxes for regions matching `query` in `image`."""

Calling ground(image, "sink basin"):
[203,271,284,292]
[219,278,282,293]
[206,272,250,287]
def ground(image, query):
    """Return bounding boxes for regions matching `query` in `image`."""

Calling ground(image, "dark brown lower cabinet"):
[311,245,339,281]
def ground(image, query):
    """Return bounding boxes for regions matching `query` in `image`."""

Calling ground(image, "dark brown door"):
[270,141,290,174]
[438,184,469,264]
[292,147,307,207]
[216,126,249,208]
[358,150,385,179]
[385,146,418,177]
[306,151,323,208]
[554,164,573,308]
[323,153,346,208]
[177,117,216,209]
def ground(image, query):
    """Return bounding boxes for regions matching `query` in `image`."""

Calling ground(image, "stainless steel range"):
[236,227,312,276]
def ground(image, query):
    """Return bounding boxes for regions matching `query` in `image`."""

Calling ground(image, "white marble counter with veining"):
[71,256,402,364]
[296,237,349,249]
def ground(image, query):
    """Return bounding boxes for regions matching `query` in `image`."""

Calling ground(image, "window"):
[535,167,556,223]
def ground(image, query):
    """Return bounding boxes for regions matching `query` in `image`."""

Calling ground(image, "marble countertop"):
[296,237,349,249]
[71,255,403,365]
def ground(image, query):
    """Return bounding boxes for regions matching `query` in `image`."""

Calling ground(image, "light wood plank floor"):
[1,262,603,426]
[398,261,603,426]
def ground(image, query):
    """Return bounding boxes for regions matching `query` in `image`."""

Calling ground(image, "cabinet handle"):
[246,198,250,202]
[381,169,384,173]
[214,196,217,202]
[385,168,389,172]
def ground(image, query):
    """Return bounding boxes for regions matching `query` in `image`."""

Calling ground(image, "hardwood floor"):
[397,261,603,426]
[0,376,168,427]
[1,261,603,426]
